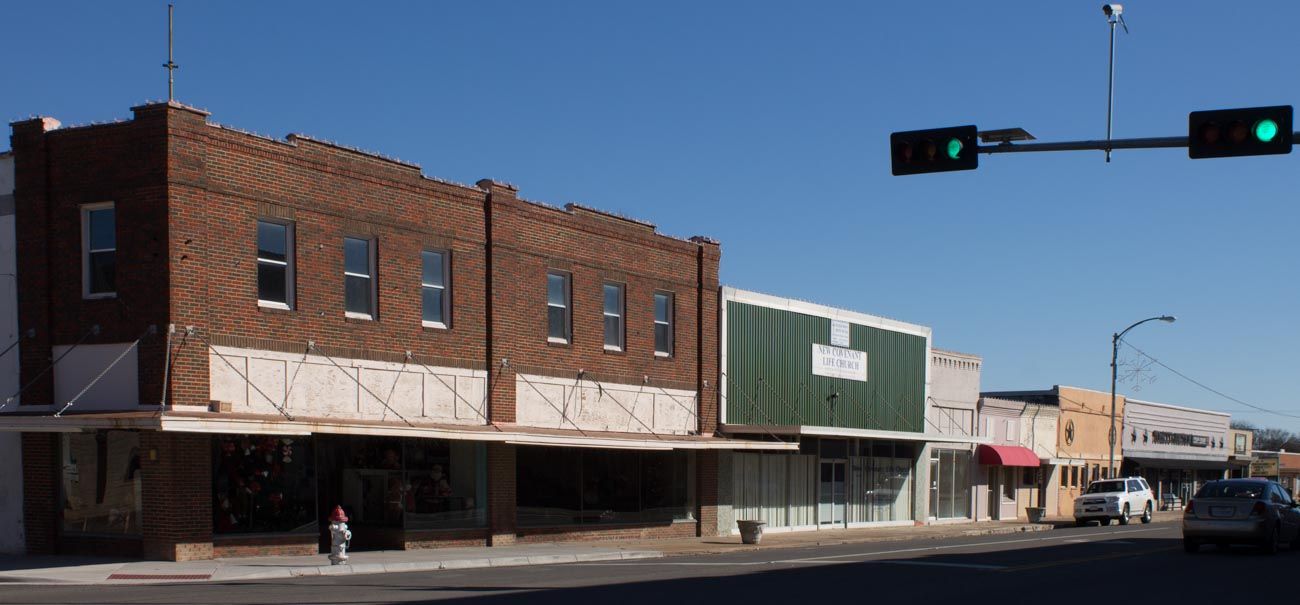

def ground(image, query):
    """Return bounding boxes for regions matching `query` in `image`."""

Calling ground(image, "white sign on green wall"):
[811,344,868,382]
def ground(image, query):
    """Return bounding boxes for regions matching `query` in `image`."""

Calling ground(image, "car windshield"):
[1195,482,1266,499]
[1086,480,1126,494]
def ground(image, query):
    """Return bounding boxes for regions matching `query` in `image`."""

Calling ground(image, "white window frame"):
[81,202,117,299]
[654,291,674,357]
[256,219,295,310]
[546,270,571,344]
[421,249,450,329]
[603,282,625,351]
[344,236,377,320]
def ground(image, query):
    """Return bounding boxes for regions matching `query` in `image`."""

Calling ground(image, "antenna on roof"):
[163,4,179,102]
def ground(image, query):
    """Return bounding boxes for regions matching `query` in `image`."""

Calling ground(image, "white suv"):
[1074,477,1155,526]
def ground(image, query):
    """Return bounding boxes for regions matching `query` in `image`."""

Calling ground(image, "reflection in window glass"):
[61,431,141,535]
[421,250,448,326]
[547,272,569,342]
[654,292,673,356]
[603,283,624,350]
[344,237,373,316]
[84,205,116,295]
[516,447,694,526]
[213,435,316,534]
[257,221,292,306]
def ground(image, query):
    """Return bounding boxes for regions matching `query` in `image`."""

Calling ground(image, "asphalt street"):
[0,523,1285,604]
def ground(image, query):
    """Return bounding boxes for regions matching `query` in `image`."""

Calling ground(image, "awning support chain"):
[580,372,664,440]
[279,345,312,414]
[55,325,156,418]
[195,329,295,421]
[411,353,499,431]
[307,341,413,427]
[720,371,786,443]
[1,324,99,412]
[515,369,589,436]
[157,325,179,411]
[796,381,840,426]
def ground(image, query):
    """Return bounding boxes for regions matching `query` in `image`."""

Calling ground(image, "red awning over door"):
[977,444,1041,467]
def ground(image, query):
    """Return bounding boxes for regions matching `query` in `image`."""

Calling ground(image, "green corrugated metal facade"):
[725,300,927,433]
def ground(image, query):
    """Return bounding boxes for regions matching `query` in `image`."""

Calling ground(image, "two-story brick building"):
[1,102,788,561]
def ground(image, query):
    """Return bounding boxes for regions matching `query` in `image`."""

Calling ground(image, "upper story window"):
[547,271,570,344]
[81,203,116,298]
[421,250,449,328]
[654,291,674,357]
[344,236,376,319]
[603,283,624,351]
[256,220,294,309]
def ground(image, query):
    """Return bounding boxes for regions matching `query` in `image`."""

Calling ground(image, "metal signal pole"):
[164,4,178,102]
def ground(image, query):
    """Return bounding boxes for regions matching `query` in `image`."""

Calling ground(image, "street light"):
[1109,315,1176,476]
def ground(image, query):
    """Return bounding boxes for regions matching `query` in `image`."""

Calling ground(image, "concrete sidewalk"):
[0,516,1176,585]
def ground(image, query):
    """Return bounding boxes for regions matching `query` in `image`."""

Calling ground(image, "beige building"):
[976,397,1059,520]
[981,386,1125,518]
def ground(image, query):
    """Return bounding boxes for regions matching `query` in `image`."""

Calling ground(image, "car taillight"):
[1251,501,1268,517]
[1184,499,1195,516]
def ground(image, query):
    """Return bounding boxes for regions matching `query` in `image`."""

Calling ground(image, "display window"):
[517,447,694,526]
[61,430,142,536]
[213,435,316,534]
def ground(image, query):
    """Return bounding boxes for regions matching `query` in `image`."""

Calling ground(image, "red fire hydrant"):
[327,505,352,565]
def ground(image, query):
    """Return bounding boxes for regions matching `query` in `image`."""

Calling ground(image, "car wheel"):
[1261,524,1280,555]
[1183,538,1199,553]
[1141,503,1152,524]
[1101,517,1112,526]
[1075,519,1088,527]
[1118,504,1131,526]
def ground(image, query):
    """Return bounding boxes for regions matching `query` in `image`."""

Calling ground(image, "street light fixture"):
[1109,315,1176,476]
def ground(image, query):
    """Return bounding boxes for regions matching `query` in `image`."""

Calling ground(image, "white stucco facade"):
[209,346,488,424]
[514,373,697,435]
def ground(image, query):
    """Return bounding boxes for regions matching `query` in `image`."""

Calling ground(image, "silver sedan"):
[1182,479,1300,554]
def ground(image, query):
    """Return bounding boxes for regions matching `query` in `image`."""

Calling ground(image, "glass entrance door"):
[819,460,846,526]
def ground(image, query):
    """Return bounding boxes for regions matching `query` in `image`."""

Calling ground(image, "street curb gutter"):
[229,550,662,582]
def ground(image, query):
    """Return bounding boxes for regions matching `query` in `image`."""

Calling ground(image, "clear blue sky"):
[4,1,1298,429]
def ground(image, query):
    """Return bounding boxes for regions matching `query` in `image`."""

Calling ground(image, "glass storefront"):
[929,448,971,519]
[317,436,487,532]
[516,447,695,526]
[734,438,917,529]
[61,430,142,536]
[213,435,317,534]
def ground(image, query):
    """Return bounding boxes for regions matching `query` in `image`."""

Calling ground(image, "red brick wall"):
[404,528,489,550]
[20,432,57,555]
[10,107,171,408]
[212,534,317,558]
[696,450,719,537]
[487,442,516,545]
[140,431,213,561]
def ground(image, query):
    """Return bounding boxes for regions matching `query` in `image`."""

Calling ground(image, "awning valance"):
[977,444,1041,467]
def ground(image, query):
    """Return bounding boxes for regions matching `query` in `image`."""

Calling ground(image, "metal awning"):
[1124,455,1230,471]
[721,423,989,444]
[0,410,798,451]
[977,444,1042,467]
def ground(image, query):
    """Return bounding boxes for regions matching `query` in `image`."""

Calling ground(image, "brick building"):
[1,102,788,561]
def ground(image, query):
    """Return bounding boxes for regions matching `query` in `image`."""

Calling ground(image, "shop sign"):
[1152,431,1210,448]
[811,344,867,382]
[1252,459,1279,477]
[830,320,851,347]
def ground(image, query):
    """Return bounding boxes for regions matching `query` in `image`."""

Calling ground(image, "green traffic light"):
[1254,119,1279,143]
[945,138,963,160]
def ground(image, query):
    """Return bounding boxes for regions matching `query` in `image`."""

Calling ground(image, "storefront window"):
[517,447,695,526]
[316,436,486,531]
[927,447,969,519]
[213,435,316,534]
[61,431,142,536]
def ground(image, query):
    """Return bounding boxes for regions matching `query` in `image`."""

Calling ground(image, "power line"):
[1122,340,1300,420]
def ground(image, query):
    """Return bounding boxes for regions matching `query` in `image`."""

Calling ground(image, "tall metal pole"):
[1105,16,1117,163]
[164,4,178,102]
[1108,332,1120,474]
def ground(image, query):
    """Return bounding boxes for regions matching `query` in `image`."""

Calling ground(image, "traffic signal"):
[1188,105,1292,159]
[890,125,979,175]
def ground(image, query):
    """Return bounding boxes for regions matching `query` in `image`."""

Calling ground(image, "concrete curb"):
[216,549,664,583]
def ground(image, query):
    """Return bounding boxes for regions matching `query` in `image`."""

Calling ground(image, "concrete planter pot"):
[1025,507,1046,523]
[737,520,767,545]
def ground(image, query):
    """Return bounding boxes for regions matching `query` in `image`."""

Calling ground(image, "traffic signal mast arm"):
[976,132,1300,155]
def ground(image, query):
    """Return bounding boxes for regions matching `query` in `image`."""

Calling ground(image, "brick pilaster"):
[486,442,516,546]
[697,449,719,537]
[21,432,58,554]
[140,431,213,560]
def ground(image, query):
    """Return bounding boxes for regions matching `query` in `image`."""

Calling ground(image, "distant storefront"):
[716,288,982,533]
[1121,399,1229,510]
